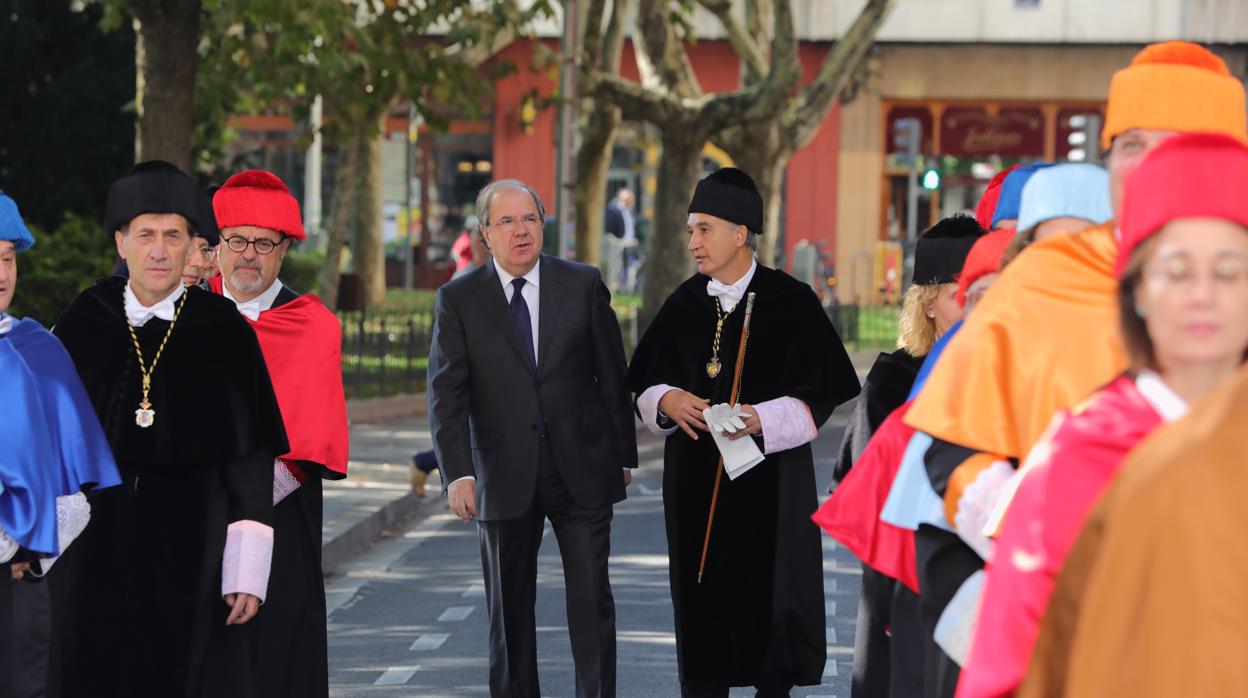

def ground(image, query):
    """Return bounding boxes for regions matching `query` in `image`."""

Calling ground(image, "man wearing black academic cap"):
[626,168,861,696]
[48,160,288,698]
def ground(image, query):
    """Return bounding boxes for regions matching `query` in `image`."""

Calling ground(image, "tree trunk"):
[640,130,705,326]
[722,123,789,268]
[319,124,364,310]
[354,114,387,307]
[131,1,200,171]
[574,103,620,266]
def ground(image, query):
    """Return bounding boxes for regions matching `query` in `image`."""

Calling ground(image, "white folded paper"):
[703,404,765,480]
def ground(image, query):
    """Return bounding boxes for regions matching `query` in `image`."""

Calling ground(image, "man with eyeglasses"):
[49,160,289,697]
[210,169,349,698]
[428,178,637,697]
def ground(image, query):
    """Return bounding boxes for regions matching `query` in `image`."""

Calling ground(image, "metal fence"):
[338,303,897,399]
[339,309,435,399]
[827,303,899,351]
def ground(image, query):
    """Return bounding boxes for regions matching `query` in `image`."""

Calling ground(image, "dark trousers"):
[915,525,982,698]
[11,579,51,698]
[1,564,12,698]
[478,442,616,698]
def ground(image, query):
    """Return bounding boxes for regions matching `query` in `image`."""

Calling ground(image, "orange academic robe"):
[904,223,1128,460]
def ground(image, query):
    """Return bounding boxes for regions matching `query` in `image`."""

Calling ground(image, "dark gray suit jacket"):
[427,255,638,521]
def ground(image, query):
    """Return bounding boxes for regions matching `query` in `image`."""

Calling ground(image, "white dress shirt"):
[705,259,757,313]
[124,282,185,327]
[1136,370,1189,423]
[0,312,11,336]
[222,278,285,320]
[450,261,542,489]
[494,260,541,362]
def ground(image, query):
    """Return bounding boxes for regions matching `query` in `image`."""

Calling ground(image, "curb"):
[347,393,427,425]
[321,489,442,576]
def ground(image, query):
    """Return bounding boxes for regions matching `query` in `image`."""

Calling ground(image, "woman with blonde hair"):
[833,213,983,698]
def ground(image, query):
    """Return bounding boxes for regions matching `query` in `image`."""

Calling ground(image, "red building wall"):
[489,40,559,207]
[786,44,841,268]
[490,38,840,268]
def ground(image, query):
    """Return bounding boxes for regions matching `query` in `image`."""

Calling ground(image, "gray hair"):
[475,179,547,228]
[746,231,758,252]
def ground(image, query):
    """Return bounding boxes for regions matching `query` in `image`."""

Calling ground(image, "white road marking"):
[826,600,838,616]
[374,666,420,685]
[438,606,475,622]
[826,627,838,644]
[462,583,485,597]
[408,633,451,651]
[823,658,839,677]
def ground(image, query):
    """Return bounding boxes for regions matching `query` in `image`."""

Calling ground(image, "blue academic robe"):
[0,317,120,555]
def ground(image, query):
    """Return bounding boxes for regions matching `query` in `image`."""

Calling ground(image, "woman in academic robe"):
[957,132,1248,698]
[833,214,980,698]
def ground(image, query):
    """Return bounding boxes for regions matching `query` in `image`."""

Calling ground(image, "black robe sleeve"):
[830,348,923,492]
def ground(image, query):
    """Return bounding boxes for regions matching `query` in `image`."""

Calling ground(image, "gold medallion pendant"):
[705,357,721,379]
[135,401,156,428]
[706,298,728,379]
[125,286,187,430]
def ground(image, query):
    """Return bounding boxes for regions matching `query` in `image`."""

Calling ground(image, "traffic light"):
[922,168,941,190]
[1065,113,1102,162]
[894,117,922,168]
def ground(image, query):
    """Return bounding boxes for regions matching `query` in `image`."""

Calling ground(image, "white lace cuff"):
[222,519,274,602]
[637,384,679,436]
[273,459,303,505]
[753,397,818,454]
[953,460,1014,561]
[32,493,92,576]
[0,525,16,564]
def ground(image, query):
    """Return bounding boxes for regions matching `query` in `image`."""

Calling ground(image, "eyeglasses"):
[222,234,285,255]
[488,214,543,233]
[1143,256,1248,290]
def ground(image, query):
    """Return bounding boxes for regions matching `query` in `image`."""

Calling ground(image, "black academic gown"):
[915,439,984,698]
[626,265,860,691]
[830,348,923,491]
[828,349,926,698]
[251,285,331,698]
[49,278,288,698]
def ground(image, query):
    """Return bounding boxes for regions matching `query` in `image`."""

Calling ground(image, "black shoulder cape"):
[626,265,859,688]
[829,348,925,492]
[53,277,289,472]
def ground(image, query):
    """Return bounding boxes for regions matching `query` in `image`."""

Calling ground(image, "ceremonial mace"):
[697,291,756,584]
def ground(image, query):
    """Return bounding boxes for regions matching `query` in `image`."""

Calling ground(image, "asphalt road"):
[327,402,859,698]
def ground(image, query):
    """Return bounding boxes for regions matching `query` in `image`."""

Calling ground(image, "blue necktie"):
[510,278,537,368]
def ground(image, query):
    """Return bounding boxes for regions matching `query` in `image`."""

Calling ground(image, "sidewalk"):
[323,415,445,576]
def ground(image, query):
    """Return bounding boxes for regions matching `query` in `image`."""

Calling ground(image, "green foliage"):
[8,214,117,326]
[280,245,325,296]
[195,0,554,145]
[379,288,438,313]
[0,1,135,231]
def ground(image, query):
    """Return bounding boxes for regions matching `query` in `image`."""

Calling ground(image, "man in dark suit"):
[428,179,638,698]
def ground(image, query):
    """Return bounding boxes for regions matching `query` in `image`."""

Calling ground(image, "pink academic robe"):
[956,374,1171,698]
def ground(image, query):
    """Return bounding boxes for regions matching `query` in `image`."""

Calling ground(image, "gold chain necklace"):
[706,299,727,379]
[125,287,188,428]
